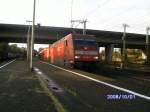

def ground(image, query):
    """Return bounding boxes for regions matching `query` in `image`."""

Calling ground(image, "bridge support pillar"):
[142,47,150,65]
[147,50,150,64]
[145,45,150,64]
[105,44,114,63]
[120,48,128,68]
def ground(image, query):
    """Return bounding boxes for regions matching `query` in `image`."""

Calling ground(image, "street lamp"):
[30,0,36,71]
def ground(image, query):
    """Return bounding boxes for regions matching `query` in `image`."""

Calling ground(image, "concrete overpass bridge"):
[0,23,147,48]
[0,23,149,63]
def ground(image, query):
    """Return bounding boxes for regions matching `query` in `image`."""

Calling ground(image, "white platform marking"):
[0,59,16,69]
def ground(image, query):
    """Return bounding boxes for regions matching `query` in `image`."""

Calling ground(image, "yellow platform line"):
[36,74,67,112]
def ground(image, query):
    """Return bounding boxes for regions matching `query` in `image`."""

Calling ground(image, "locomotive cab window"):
[74,39,97,46]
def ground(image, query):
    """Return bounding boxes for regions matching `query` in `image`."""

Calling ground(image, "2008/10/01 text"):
[107,94,136,100]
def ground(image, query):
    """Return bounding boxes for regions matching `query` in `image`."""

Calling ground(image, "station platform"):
[0,60,57,112]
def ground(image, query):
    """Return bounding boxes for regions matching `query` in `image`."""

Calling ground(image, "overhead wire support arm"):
[71,19,87,35]
[70,0,87,34]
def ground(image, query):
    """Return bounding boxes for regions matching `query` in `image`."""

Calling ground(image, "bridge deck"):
[0,23,148,49]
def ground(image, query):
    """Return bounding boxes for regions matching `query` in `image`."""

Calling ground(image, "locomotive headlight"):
[70,60,73,63]
[75,56,80,59]
[94,56,99,59]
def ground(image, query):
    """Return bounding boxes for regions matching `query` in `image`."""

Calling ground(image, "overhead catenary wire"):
[84,0,149,33]
[83,0,112,19]
[101,13,150,27]
[70,0,74,27]
[70,0,111,29]
[76,0,133,30]
[70,0,150,34]
[97,6,138,25]
[96,13,150,33]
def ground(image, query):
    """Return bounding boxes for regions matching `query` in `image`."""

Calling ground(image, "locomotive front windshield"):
[74,39,99,57]
[74,39,97,46]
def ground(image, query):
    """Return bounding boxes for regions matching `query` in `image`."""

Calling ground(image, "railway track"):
[82,65,150,81]
[33,60,150,111]
[74,65,150,90]
[129,76,150,82]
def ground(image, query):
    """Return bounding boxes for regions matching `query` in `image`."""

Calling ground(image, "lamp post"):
[30,0,36,71]
[26,20,32,62]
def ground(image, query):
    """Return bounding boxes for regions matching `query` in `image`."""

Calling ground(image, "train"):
[39,33,100,68]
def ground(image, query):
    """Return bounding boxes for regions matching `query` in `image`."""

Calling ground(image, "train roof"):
[72,33,95,37]
[39,47,49,54]
[62,33,95,40]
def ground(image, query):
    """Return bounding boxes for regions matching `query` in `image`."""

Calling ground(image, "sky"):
[0,0,150,50]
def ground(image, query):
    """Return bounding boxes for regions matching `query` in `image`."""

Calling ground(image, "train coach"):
[39,33,100,68]
[39,47,50,61]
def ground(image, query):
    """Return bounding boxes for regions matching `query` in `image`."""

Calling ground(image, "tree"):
[0,43,9,61]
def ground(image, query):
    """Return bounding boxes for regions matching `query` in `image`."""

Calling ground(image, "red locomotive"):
[39,33,99,68]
